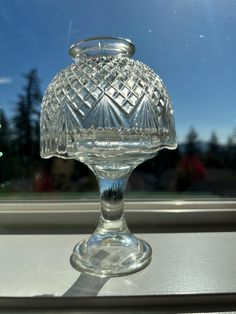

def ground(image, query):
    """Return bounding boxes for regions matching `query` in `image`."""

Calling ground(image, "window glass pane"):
[0,0,236,200]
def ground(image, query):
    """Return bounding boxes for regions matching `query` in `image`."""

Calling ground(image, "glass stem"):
[96,175,129,233]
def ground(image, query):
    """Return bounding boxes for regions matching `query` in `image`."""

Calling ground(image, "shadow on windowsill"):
[63,272,110,297]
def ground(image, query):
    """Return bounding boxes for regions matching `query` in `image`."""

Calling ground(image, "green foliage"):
[205,131,223,168]
[13,69,42,173]
[208,131,219,153]
[0,108,11,156]
[225,128,236,170]
[0,108,12,181]
[185,127,200,155]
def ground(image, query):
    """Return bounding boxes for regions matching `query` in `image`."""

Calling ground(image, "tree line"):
[0,69,42,183]
[0,69,236,187]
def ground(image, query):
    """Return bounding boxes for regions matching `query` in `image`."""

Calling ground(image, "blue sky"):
[0,0,236,143]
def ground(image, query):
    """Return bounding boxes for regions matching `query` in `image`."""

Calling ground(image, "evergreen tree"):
[226,128,236,170]
[185,127,200,155]
[13,69,42,173]
[232,127,236,145]
[0,108,12,182]
[207,131,223,168]
[0,108,11,156]
[208,131,219,154]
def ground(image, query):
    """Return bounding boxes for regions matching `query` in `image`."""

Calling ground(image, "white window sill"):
[0,200,236,312]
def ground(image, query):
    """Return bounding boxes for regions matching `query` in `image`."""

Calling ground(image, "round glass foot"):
[70,232,152,277]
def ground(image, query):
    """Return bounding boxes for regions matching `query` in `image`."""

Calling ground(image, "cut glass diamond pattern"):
[42,55,175,128]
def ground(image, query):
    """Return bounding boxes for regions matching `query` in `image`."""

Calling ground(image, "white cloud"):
[199,34,205,39]
[0,77,12,85]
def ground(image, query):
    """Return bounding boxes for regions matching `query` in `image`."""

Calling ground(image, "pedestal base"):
[70,232,152,277]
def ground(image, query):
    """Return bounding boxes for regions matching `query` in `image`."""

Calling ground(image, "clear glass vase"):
[40,37,177,276]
